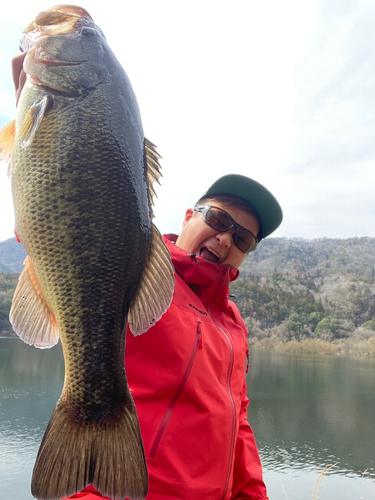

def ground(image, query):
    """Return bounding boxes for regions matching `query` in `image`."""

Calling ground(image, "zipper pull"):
[189,253,198,263]
[197,321,203,348]
[246,348,250,373]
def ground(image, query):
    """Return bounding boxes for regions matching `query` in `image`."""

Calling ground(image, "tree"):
[315,316,348,339]
[362,320,375,331]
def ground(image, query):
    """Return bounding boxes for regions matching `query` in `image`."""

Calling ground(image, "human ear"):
[182,208,194,228]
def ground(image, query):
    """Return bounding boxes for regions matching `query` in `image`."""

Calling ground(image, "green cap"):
[204,174,283,241]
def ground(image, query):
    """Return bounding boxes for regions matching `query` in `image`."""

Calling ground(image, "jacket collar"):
[163,234,239,309]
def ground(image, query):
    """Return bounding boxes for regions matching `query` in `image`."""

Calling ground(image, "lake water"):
[247,349,375,499]
[0,338,374,500]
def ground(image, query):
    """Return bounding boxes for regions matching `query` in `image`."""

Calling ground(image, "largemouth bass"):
[0,5,175,500]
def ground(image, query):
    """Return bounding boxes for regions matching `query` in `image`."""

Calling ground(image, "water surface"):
[247,349,375,499]
[1,338,374,499]
[0,338,64,500]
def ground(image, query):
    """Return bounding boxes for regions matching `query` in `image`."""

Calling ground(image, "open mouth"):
[199,247,220,264]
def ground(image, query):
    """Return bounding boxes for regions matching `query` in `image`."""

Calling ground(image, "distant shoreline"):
[0,332,17,338]
[248,336,375,358]
[3,332,375,358]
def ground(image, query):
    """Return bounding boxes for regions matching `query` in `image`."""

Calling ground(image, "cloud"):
[0,0,374,242]
[0,20,24,123]
[285,2,375,173]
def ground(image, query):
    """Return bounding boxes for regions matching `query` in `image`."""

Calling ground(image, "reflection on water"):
[0,338,64,500]
[1,338,375,500]
[247,350,375,478]
[247,349,375,499]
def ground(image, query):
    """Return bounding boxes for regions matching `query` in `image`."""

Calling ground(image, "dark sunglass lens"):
[201,206,257,253]
[235,228,256,253]
[206,207,232,231]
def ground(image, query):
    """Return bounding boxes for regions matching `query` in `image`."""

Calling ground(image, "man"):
[64,174,282,500]
[11,54,282,499]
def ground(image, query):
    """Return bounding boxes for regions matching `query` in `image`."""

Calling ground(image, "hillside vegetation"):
[0,273,19,336]
[1,237,375,355]
[230,237,375,356]
[0,237,27,273]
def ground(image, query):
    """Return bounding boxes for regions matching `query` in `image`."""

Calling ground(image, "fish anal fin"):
[0,120,15,175]
[128,224,175,335]
[144,138,162,219]
[19,95,50,148]
[31,395,148,500]
[10,255,59,348]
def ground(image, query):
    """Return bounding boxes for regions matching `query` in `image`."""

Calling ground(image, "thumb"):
[12,53,27,105]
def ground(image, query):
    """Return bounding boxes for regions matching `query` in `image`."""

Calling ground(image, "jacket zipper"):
[207,271,236,500]
[149,321,202,459]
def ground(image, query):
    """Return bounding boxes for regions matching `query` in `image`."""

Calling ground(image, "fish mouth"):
[199,247,220,264]
[22,5,92,38]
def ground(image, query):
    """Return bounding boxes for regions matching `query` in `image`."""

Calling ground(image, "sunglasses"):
[194,205,258,253]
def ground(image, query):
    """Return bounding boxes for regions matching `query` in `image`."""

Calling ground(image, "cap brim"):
[204,174,283,240]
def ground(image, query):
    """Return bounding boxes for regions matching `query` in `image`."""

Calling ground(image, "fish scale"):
[0,5,175,500]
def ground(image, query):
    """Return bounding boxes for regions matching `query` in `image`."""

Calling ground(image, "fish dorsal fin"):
[19,96,50,148]
[128,224,175,335]
[10,256,59,348]
[0,120,15,176]
[144,138,162,218]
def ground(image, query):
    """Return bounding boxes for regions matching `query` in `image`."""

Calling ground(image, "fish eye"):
[81,27,96,36]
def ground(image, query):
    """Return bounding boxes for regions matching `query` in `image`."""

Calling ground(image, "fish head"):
[20,5,109,96]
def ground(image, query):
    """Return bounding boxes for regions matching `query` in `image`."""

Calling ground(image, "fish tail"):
[31,396,148,500]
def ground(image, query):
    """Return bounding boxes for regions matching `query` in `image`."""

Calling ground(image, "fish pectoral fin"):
[128,138,175,334]
[0,120,15,176]
[128,223,175,335]
[19,96,50,148]
[10,255,59,348]
[144,137,162,218]
[128,138,174,334]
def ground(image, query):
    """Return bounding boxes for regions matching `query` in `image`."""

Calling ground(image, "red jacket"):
[65,235,268,500]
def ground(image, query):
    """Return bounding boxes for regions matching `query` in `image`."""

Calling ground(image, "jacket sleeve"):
[231,387,269,500]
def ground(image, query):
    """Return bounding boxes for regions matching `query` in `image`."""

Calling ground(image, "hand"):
[12,52,27,105]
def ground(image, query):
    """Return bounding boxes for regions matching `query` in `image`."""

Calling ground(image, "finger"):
[16,70,27,105]
[12,53,26,90]
[12,53,27,105]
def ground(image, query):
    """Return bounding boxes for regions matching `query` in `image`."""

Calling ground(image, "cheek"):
[191,227,212,246]
[189,226,218,252]
[177,220,210,253]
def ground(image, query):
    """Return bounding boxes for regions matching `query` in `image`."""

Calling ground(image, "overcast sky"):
[0,0,374,243]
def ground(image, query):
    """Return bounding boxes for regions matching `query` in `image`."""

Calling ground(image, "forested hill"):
[0,238,26,335]
[231,237,375,341]
[1,237,375,343]
[0,238,27,273]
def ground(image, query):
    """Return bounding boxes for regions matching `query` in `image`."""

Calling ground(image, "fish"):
[0,5,175,500]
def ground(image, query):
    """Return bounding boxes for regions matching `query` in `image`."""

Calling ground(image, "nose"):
[215,230,234,248]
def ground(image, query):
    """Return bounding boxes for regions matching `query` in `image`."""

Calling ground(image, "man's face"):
[175,200,260,269]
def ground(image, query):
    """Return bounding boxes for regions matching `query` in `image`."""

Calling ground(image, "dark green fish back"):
[12,84,150,403]
[5,8,175,499]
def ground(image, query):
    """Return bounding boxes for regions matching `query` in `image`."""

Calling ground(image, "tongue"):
[200,247,219,263]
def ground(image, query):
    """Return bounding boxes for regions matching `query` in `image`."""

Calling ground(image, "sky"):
[0,0,374,243]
